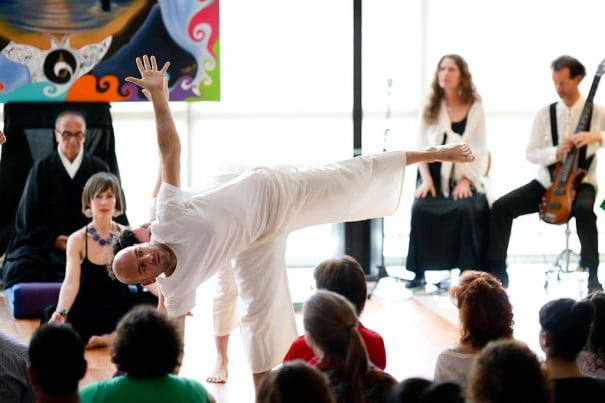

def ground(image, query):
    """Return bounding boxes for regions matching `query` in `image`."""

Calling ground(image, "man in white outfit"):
[111,55,475,390]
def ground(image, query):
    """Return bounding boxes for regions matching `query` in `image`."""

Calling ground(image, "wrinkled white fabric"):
[153,151,407,371]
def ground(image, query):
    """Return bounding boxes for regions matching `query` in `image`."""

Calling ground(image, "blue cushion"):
[4,282,62,319]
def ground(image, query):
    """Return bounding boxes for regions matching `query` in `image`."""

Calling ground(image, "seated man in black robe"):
[2,111,118,288]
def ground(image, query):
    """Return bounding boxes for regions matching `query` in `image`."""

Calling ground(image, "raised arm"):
[125,55,181,188]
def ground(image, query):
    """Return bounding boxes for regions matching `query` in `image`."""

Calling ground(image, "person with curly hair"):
[539,297,605,402]
[433,271,513,393]
[405,54,490,289]
[79,305,215,403]
[578,291,605,378]
[467,339,552,403]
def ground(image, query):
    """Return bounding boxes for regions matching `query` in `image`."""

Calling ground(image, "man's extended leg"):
[208,263,239,383]
[271,151,408,234]
[573,183,601,291]
[486,180,543,286]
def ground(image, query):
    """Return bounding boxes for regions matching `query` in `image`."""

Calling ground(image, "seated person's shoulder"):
[67,227,87,247]
[359,322,384,341]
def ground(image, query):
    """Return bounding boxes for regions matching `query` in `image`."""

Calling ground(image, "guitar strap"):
[578,107,594,170]
[548,102,558,180]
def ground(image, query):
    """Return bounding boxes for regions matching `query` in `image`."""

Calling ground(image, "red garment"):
[283,322,387,370]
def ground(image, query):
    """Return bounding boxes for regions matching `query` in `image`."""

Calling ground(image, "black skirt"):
[406,165,489,274]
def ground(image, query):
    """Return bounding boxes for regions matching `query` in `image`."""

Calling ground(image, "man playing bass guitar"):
[486,55,605,292]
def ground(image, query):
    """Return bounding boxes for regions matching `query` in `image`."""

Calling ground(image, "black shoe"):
[405,277,426,289]
[588,276,603,294]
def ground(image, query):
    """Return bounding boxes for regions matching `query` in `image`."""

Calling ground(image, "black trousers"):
[486,180,599,277]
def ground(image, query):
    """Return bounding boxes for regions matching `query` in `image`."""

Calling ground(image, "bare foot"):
[429,143,475,163]
[206,359,228,383]
[86,333,115,349]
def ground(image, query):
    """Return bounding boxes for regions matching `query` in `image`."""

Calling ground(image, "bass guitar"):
[540,58,605,224]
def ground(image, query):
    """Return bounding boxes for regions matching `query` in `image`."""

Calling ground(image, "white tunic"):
[152,151,407,372]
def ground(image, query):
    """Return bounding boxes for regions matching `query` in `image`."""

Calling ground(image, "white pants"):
[212,151,406,372]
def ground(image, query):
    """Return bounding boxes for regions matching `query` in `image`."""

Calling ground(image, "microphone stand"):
[367,79,411,300]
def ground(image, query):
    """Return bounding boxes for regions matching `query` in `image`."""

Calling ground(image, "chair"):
[544,220,581,289]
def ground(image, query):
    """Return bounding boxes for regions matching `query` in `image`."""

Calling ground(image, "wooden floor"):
[0,262,593,403]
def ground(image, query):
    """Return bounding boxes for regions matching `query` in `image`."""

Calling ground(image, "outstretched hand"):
[125,55,170,101]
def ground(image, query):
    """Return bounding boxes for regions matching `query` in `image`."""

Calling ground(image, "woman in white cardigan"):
[406,54,490,288]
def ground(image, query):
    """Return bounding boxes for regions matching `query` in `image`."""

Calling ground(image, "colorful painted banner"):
[0,0,220,102]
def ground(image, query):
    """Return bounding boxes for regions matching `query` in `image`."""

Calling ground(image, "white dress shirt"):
[526,97,605,189]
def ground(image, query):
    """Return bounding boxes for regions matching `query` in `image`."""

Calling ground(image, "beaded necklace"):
[87,226,116,246]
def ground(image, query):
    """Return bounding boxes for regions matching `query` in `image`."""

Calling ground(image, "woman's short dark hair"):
[111,305,182,378]
[539,297,593,360]
[450,271,514,348]
[313,255,367,314]
[81,172,124,217]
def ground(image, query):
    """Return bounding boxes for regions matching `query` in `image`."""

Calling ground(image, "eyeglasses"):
[57,130,85,139]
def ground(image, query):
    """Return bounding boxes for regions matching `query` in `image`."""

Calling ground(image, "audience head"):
[81,172,124,218]
[256,361,336,403]
[450,271,514,348]
[111,305,183,378]
[112,228,140,257]
[586,291,605,357]
[539,297,593,361]
[467,339,552,403]
[425,54,478,124]
[54,110,86,162]
[313,255,367,315]
[28,323,86,397]
[389,377,462,403]
[303,290,368,401]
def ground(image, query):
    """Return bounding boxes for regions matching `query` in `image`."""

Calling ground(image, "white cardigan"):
[417,100,491,203]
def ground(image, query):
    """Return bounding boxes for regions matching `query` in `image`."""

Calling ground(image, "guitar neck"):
[575,73,602,133]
